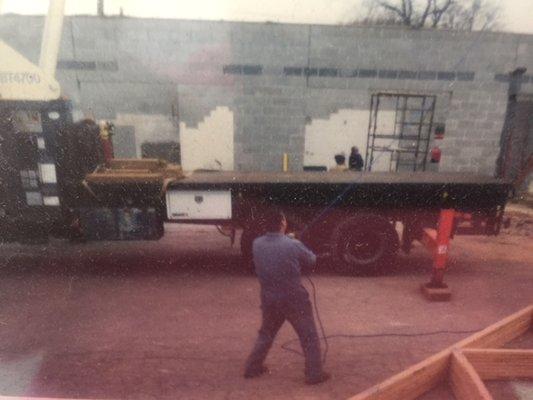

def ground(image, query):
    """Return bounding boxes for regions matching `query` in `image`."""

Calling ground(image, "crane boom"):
[0,40,61,100]
[0,0,63,100]
[39,0,66,79]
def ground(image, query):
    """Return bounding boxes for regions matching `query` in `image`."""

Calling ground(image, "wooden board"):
[460,306,532,349]
[108,158,163,170]
[348,351,451,400]
[85,172,164,183]
[421,283,452,302]
[349,305,533,400]
[463,349,533,380]
[85,159,184,185]
[449,350,493,400]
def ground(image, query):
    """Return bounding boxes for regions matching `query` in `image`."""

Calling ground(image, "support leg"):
[421,208,455,301]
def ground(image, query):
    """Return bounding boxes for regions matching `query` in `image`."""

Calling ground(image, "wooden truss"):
[350,305,533,400]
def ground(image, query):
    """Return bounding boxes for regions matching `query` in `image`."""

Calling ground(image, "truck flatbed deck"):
[169,171,510,211]
[174,171,506,185]
[163,170,511,276]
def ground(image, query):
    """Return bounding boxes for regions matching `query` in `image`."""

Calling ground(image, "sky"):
[1,0,532,34]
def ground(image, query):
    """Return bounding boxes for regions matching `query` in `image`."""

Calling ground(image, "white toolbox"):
[166,190,232,220]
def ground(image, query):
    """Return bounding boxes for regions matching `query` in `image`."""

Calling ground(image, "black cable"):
[280,328,481,358]
[305,275,329,365]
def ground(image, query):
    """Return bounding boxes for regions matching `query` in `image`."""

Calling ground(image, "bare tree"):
[356,0,501,31]
[440,0,501,31]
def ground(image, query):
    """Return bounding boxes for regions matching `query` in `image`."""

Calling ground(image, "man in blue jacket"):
[244,210,330,385]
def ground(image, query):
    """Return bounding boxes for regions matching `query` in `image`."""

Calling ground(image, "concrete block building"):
[1,15,532,178]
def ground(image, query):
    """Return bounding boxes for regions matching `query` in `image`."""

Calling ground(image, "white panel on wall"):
[304,109,397,172]
[179,106,234,172]
[304,109,369,170]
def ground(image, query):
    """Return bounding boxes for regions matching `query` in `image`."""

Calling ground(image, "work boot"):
[244,365,269,379]
[305,371,331,385]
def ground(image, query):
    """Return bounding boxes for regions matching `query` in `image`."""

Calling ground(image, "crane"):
[0,0,65,100]
[1,0,70,243]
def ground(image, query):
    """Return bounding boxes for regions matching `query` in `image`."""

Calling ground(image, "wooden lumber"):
[348,305,532,400]
[449,350,493,400]
[96,168,153,174]
[108,158,164,170]
[348,350,452,400]
[459,305,533,349]
[421,283,451,302]
[85,172,164,184]
[85,158,184,185]
[463,349,533,380]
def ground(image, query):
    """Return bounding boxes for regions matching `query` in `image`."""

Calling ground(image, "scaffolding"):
[365,93,436,172]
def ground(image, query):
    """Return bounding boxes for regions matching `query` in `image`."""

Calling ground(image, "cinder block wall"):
[1,16,532,174]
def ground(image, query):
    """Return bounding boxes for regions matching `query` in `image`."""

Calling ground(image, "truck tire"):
[331,213,399,275]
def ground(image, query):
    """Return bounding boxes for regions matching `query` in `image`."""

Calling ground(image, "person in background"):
[349,146,364,171]
[244,209,330,385]
[330,153,348,172]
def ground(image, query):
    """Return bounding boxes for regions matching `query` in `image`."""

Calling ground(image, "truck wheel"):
[331,214,398,275]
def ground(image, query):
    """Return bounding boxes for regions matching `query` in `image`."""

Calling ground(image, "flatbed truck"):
[83,168,511,276]
[1,100,512,299]
[0,97,511,279]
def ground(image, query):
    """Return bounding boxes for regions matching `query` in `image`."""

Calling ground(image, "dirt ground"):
[0,220,532,400]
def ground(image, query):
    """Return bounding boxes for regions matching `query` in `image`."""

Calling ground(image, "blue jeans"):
[245,296,323,379]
